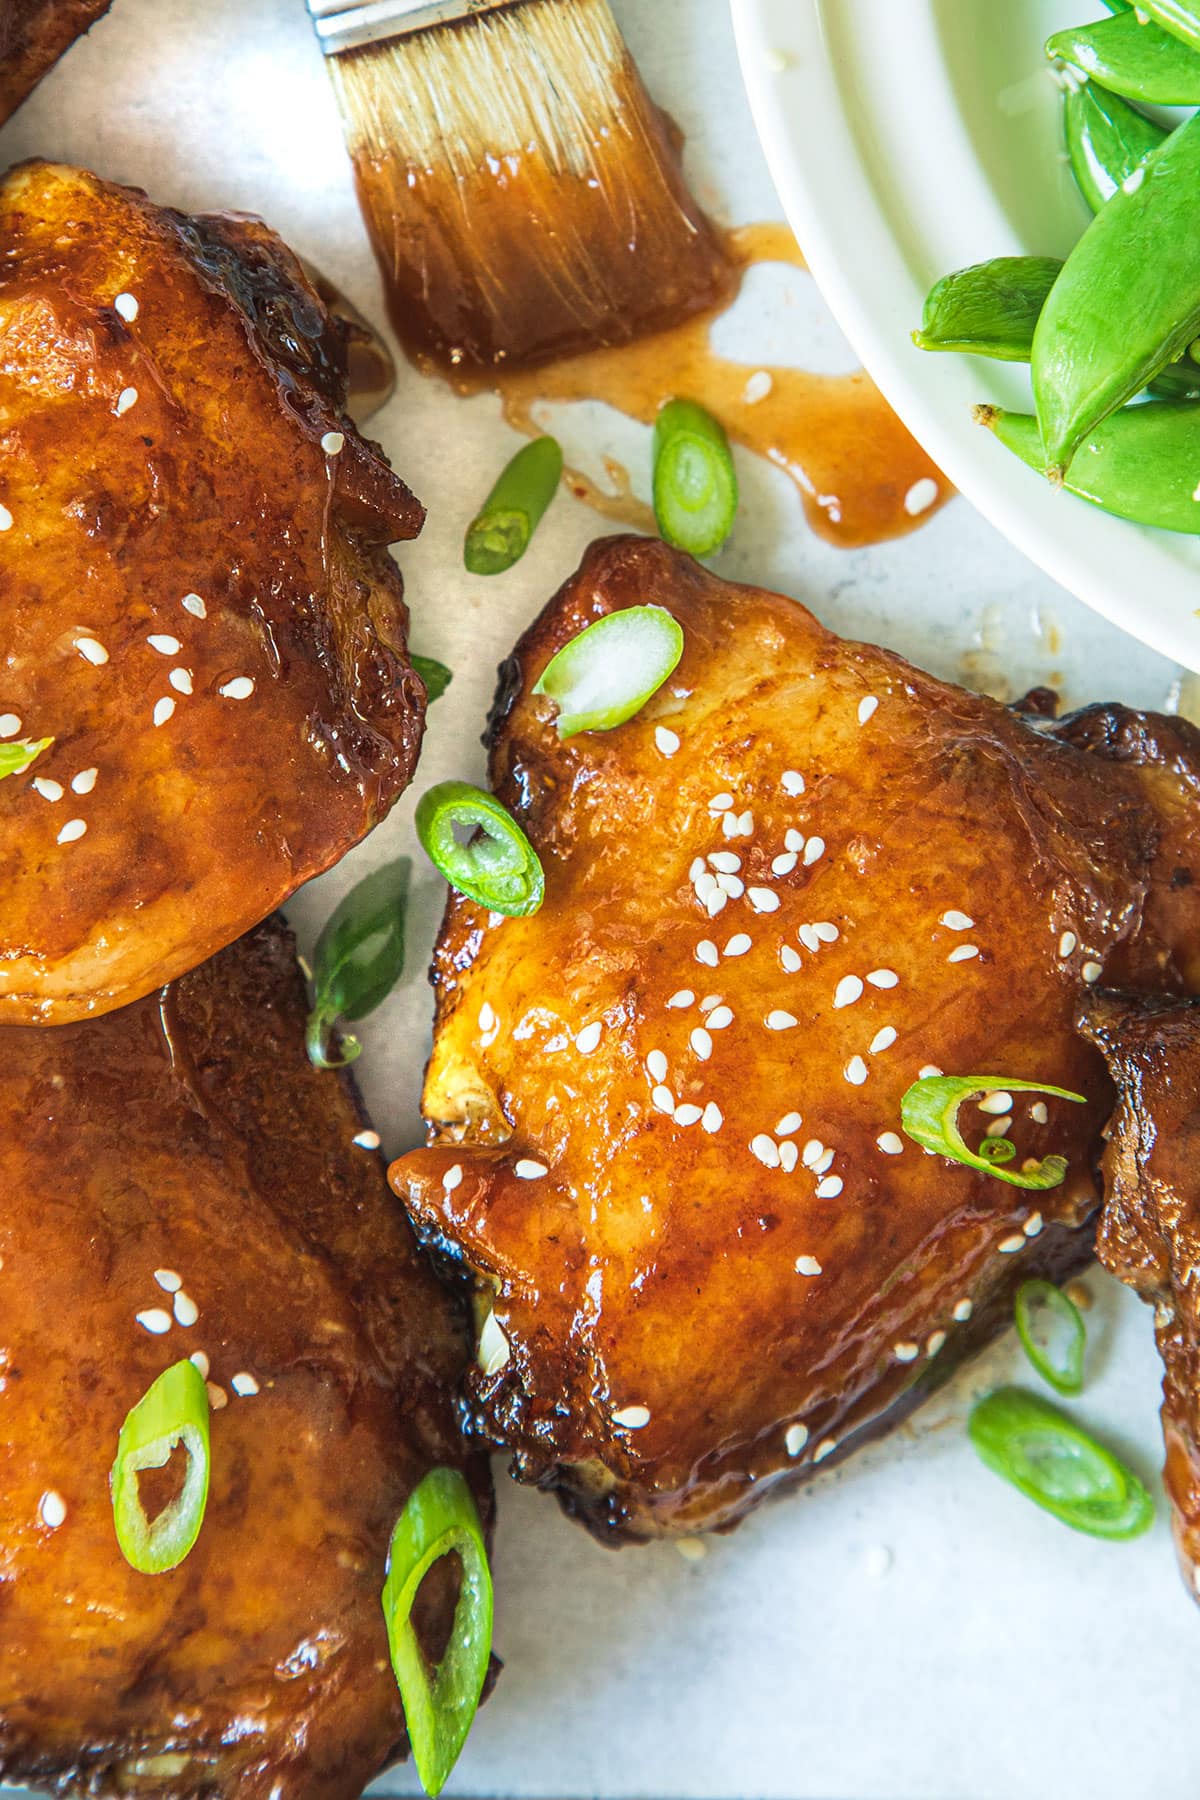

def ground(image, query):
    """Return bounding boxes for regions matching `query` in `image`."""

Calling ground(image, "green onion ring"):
[464,437,562,576]
[110,1358,211,1574]
[1015,1279,1087,1395]
[306,858,411,1070]
[900,1074,1086,1190]
[532,606,684,738]
[411,656,453,704]
[968,1387,1152,1539]
[382,1467,493,1797]
[415,781,544,917]
[0,736,53,780]
[652,397,739,556]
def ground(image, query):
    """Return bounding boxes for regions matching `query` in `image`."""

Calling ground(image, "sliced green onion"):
[652,398,738,556]
[412,656,452,704]
[0,736,53,780]
[464,437,562,576]
[382,1466,493,1798]
[968,1387,1152,1539]
[306,858,410,1070]
[531,606,684,738]
[416,781,543,917]
[110,1359,210,1574]
[900,1074,1086,1190]
[1015,1279,1086,1395]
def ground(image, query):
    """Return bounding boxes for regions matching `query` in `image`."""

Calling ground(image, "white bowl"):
[732,0,1200,673]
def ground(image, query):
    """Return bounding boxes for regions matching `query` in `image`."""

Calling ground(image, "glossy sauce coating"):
[393,535,1200,1543]
[0,162,426,1024]
[0,0,111,125]
[0,917,489,1798]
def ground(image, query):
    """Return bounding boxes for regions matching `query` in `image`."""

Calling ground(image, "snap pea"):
[913,257,1062,360]
[978,400,1200,533]
[1046,10,1200,104]
[1142,1,1200,53]
[1031,110,1200,475]
[1062,82,1166,213]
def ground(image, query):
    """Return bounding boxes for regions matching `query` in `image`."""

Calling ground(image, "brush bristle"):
[327,0,734,371]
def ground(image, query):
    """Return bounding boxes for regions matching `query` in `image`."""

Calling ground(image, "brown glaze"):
[1080,988,1200,1606]
[0,162,426,1025]
[391,535,1200,1545]
[0,0,111,126]
[0,916,491,1798]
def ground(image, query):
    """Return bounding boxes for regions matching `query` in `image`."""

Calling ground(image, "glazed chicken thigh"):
[0,161,426,1024]
[393,536,1200,1544]
[0,917,489,1798]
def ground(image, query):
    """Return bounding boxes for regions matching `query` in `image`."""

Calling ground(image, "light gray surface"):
[0,3,1193,1797]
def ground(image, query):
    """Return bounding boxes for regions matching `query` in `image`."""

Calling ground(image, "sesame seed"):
[940,910,974,930]
[613,1404,650,1429]
[985,1115,1012,1139]
[0,506,12,532]
[795,1255,822,1276]
[154,1268,182,1292]
[478,1311,511,1375]
[701,1102,723,1132]
[174,1291,199,1327]
[784,828,805,852]
[219,676,255,700]
[1082,960,1103,983]
[647,1049,668,1083]
[231,1372,260,1397]
[724,933,752,957]
[705,888,728,917]
[32,777,63,802]
[654,725,680,756]
[833,975,863,1009]
[182,593,207,618]
[766,1010,798,1030]
[998,1234,1026,1254]
[816,1175,843,1198]
[813,1438,838,1463]
[894,1342,919,1362]
[70,767,98,794]
[208,1382,228,1410]
[947,945,979,963]
[75,636,108,665]
[814,922,839,943]
[802,1140,824,1167]
[690,1026,714,1060]
[515,1159,548,1179]
[321,430,345,455]
[779,1140,799,1171]
[1023,1211,1044,1237]
[926,1330,946,1357]
[674,1103,703,1126]
[798,923,819,953]
[785,1423,809,1456]
[709,851,741,874]
[189,1351,209,1378]
[695,871,718,902]
[115,386,138,416]
[781,770,805,795]
[353,1129,381,1149]
[666,989,694,1008]
[652,1085,676,1115]
[904,476,939,515]
[953,1298,973,1322]
[803,836,826,865]
[147,633,181,655]
[870,1027,897,1054]
[709,792,733,812]
[780,945,802,972]
[717,876,745,902]
[813,1149,835,1174]
[576,1021,602,1054]
[114,291,139,321]
[978,1091,1013,1114]
[479,1002,497,1032]
[39,1490,67,1529]
[749,888,780,913]
[751,1134,780,1168]
[1030,1102,1048,1125]
[0,714,20,737]
[776,1112,803,1135]
[443,1164,463,1192]
[1059,931,1077,957]
[136,1308,172,1335]
[858,695,879,725]
[57,818,86,845]
[676,1536,707,1562]
[742,369,773,404]
[772,852,798,876]
[153,697,175,727]
[699,993,720,1014]
[876,1131,904,1155]
[844,1056,868,1085]
[724,809,753,838]
[695,939,719,967]
[867,969,898,988]
[707,1005,734,1030]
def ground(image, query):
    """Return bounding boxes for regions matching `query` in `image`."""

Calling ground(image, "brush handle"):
[305,0,520,55]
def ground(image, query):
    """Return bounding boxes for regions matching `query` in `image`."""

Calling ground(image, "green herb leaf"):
[464,437,563,576]
[412,656,452,704]
[110,1359,211,1574]
[652,397,738,556]
[382,1466,494,1797]
[307,859,411,1070]
[900,1074,1086,1190]
[1015,1279,1087,1395]
[0,736,53,780]
[415,781,543,918]
[532,605,684,738]
[968,1387,1152,1539]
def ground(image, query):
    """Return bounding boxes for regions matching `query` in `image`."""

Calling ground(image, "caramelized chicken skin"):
[392,536,1200,1544]
[0,162,426,1025]
[1080,989,1200,1603]
[0,0,112,126]
[0,917,490,1797]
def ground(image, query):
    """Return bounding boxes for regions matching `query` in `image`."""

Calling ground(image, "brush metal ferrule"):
[305,0,520,56]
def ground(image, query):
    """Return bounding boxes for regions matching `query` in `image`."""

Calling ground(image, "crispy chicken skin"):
[0,161,426,1025]
[0,0,112,126]
[0,916,490,1798]
[392,535,1200,1544]
[1080,989,1200,1604]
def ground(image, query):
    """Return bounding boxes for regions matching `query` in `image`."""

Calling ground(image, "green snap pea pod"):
[1031,110,1200,476]
[1047,10,1200,104]
[1062,82,1166,213]
[1142,1,1200,53]
[913,257,1062,360]
[978,401,1200,533]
